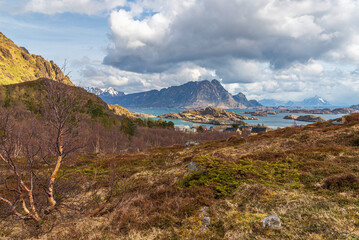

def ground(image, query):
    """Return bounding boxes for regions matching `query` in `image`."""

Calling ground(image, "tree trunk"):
[48,129,63,209]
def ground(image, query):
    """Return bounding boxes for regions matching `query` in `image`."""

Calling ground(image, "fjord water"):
[128,108,345,129]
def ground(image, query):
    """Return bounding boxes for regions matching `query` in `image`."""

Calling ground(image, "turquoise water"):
[127,108,345,129]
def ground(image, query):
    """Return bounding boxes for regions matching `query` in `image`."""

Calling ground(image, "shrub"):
[322,174,359,191]
[352,137,359,146]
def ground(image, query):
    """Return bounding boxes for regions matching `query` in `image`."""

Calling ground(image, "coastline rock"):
[284,115,298,120]
[244,111,268,117]
[133,112,157,118]
[108,104,135,118]
[159,107,258,125]
[331,108,358,114]
[296,115,325,122]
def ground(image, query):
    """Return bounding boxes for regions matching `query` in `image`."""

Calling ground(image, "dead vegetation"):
[0,114,359,239]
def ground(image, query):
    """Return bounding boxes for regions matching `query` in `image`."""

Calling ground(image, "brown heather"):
[1,109,359,239]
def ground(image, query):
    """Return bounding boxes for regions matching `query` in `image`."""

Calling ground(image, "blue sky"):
[1,0,359,105]
[0,7,109,79]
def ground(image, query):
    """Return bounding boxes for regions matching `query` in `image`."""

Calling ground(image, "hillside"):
[0,32,72,85]
[100,80,249,109]
[0,78,128,133]
[1,113,358,239]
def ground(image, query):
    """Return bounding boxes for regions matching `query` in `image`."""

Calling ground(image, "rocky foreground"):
[159,106,258,125]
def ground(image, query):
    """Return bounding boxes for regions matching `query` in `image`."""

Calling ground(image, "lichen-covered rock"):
[184,140,200,147]
[260,214,281,228]
[199,207,210,232]
[187,161,201,172]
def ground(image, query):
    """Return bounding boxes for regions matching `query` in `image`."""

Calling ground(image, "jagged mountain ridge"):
[85,87,125,103]
[0,32,72,85]
[233,92,261,107]
[260,96,331,107]
[99,79,256,109]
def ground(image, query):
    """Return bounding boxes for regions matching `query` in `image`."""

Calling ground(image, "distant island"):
[158,107,258,125]
[245,108,358,117]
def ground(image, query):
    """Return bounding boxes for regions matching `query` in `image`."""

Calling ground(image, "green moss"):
[181,155,302,197]
[181,156,242,197]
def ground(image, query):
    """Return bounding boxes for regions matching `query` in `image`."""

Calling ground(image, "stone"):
[260,214,281,228]
[199,207,210,232]
[284,114,298,120]
[187,161,201,172]
[184,140,200,147]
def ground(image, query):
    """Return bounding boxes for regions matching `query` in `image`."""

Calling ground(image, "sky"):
[1,0,359,105]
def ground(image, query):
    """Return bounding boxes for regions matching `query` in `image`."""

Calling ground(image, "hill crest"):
[0,32,72,85]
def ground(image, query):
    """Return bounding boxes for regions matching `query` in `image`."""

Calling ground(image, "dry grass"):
[1,114,359,239]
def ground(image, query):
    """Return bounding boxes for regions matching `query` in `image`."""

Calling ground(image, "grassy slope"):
[0,79,121,125]
[108,104,136,118]
[2,114,358,239]
[0,32,72,85]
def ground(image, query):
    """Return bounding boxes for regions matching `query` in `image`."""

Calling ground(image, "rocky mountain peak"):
[233,92,261,107]
[101,79,259,109]
[0,32,73,85]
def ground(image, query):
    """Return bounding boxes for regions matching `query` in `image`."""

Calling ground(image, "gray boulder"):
[184,140,200,147]
[260,214,281,228]
[199,207,210,232]
[187,161,201,172]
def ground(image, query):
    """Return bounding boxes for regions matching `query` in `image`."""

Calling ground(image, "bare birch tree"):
[0,108,42,221]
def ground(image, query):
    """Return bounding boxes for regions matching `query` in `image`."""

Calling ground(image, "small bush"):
[322,174,359,191]
[352,137,359,146]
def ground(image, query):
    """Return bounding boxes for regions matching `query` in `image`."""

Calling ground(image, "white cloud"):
[14,0,359,104]
[75,58,217,94]
[22,0,126,15]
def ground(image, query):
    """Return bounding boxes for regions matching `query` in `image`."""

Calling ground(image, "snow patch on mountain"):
[85,87,125,97]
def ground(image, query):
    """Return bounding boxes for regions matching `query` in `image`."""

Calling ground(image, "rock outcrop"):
[260,215,282,228]
[296,115,325,122]
[159,107,258,125]
[0,32,72,85]
[232,92,262,107]
[284,115,298,120]
[108,104,135,118]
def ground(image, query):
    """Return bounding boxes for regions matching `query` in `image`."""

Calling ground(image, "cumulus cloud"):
[16,0,359,104]
[75,57,217,94]
[104,0,359,74]
[21,0,126,15]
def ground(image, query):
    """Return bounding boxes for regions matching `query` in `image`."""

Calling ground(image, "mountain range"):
[85,87,125,103]
[86,80,261,109]
[259,96,331,107]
